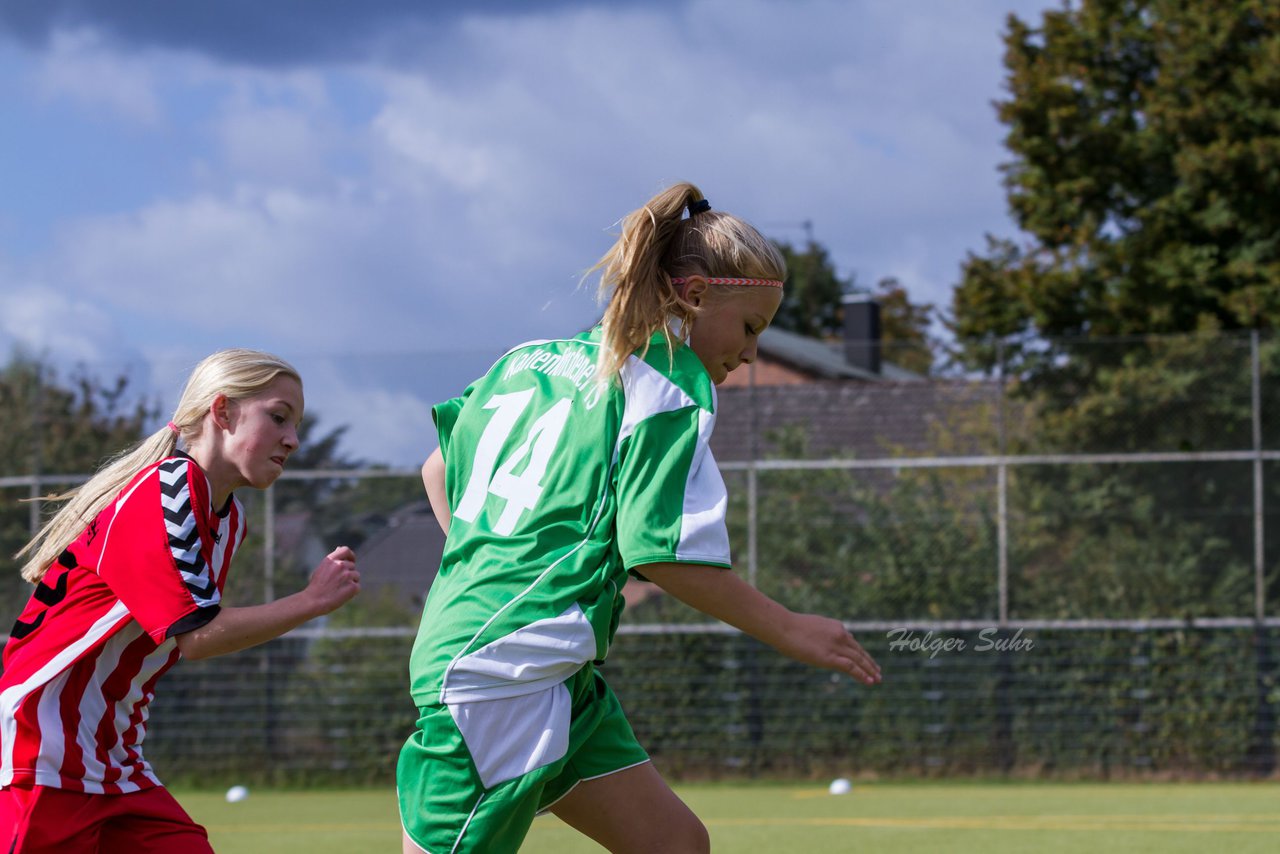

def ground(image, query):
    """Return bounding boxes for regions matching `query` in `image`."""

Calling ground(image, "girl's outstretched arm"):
[174,546,360,660]
[639,563,882,686]
[422,448,451,534]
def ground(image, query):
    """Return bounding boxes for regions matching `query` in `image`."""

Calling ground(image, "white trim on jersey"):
[438,527,608,706]
[33,667,72,784]
[209,504,245,587]
[676,407,732,563]
[618,355,731,565]
[105,631,152,791]
[108,640,174,788]
[75,621,136,792]
[496,338,555,361]
[0,600,131,786]
[617,354,696,444]
[441,605,596,704]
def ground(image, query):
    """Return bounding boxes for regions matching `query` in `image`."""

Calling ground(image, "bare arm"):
[639,562,881,685]
[422,448,450,534]
[174,546,360,660]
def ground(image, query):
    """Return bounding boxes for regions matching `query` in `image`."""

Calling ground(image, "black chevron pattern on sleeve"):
[32,569,70,607]
[11,570,70,640]
[9,611,45,641]
[157,458,220,607]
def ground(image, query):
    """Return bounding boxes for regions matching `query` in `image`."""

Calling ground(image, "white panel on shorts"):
[440,604,597,704]
[449,681,573,789]
[440,605,597,789]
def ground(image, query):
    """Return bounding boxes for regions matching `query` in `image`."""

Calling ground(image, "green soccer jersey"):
[408,326,731,709]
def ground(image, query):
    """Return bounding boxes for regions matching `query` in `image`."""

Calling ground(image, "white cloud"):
[42,177,596,361]
[0,280,134,365]
[216,106,332,185]
[33,28,163,124]
[2,0,1062,461]
[356,0,1039,308]
[315,384,437,467]
[290,353,497,466]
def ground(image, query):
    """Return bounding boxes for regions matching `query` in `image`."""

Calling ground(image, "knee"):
[691,818,711,853]
[669,814,710,854]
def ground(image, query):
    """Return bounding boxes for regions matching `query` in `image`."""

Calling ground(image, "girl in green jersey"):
[400,182,881,854]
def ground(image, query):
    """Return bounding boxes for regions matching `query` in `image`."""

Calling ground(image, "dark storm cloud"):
[0,0,671,65]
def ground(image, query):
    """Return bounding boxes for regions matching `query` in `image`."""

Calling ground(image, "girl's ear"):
[210,393,233,430]
[681,276,708,308]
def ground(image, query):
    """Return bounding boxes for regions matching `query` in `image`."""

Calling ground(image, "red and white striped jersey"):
[0,453,246,793]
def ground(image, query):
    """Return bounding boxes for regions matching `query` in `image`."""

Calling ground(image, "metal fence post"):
[997,340,1009,626]
[998,465,1009,626]
[747,361,759,588]
[1253,330,1264,622]
[1249,330,1275,774]
[28,481,41,542]
[29,362,44,540]
[747,467,758,588]
[264,483,276,603]
[262,483,277,763]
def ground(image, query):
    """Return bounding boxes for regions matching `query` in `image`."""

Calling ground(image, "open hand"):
[777,613,881,685]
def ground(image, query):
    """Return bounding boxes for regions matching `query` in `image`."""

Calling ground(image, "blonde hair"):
[17,348,301,583]
[590,182,786,380]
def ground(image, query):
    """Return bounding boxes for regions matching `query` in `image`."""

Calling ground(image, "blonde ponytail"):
[590,182,787,381]
[17,429,178,582]
[16,349,300,583]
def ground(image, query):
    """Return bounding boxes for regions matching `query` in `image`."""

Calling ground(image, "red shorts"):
[0,785,212,854]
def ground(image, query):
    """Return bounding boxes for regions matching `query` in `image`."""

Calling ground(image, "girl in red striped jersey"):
[0,348,361,854]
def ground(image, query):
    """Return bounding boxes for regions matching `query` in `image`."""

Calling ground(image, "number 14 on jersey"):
[452,389,572,536]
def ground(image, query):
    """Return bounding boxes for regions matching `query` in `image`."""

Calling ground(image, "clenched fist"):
[305,546,360,614]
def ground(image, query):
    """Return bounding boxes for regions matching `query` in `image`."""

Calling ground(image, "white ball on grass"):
[225,785,250,803]
[828,777,852,795]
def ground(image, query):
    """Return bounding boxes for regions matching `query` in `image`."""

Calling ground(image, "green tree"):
[0,352,155,627]
[774,241,937,374]
[874,276,937,376]
[953,0,1280,373]
[946,1,1280,620]
[772,241,847,339]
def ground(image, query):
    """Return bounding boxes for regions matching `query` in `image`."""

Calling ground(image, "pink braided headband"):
[670,277,783,288]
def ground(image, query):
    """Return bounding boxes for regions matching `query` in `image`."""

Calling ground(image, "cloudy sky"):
[0,0,1055,465]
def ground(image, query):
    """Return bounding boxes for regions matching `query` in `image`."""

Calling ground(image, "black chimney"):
[842,293,881,375]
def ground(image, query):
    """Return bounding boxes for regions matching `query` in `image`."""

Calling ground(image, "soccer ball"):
[828,777,852,795]
[225,785,250,803]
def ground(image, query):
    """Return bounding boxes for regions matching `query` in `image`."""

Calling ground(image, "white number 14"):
[453,390,572,535]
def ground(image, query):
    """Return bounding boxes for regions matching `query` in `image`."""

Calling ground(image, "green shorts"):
[397,665,649,853]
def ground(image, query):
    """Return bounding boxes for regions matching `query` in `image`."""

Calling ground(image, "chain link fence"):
[2,331,1279,783]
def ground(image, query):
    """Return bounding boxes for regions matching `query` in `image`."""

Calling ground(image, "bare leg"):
[550,762,709,854]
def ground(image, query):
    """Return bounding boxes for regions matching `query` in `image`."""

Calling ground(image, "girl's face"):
[211,374,304,499]
[686,283,783,385]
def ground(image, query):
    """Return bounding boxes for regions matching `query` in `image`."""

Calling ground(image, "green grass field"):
[180,781,1280,853]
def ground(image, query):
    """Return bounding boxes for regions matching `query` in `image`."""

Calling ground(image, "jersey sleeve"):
[95,458,222,643]
[432,393,466,463]
[615,403,732,570]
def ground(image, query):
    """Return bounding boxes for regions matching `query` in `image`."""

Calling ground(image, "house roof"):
[756,326,921,382]
[711,377,1003,462]
[354,500,446,608]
